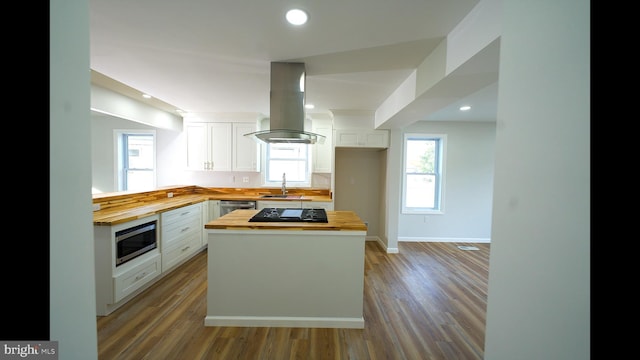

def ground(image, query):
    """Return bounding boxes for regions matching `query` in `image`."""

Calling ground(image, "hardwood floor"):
[97,241,490,359]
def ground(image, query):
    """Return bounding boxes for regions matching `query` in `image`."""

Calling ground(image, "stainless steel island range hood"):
[245,62,325,144]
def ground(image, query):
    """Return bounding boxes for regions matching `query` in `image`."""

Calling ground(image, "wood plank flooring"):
[97,241,490,359]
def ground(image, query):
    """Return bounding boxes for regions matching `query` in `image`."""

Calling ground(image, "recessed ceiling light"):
[459,105,471,111]
[286,9,308,25]
[305,103,315,109]
[142,94,152,99]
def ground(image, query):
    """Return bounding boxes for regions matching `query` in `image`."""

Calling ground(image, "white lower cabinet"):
[202,200,220,247]
[95,203,209,316]
[309,201,334,210]
[160,203,203,272]
[94,214,162,316]
[161,232,201,271]
[257,200,333,210]
[113,252,161,303]
[257,200,302,209]
[208,200,221,221]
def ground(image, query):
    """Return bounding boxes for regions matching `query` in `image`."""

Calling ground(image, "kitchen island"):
[204,209,367,328]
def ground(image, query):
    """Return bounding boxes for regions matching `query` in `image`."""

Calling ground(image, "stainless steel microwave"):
[115,220,157,266]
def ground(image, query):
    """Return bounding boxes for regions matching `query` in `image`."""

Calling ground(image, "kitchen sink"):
[259,194,302,199]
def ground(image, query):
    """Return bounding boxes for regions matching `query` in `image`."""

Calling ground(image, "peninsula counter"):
[204,209,367,328]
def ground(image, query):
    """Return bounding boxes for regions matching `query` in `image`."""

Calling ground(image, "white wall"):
[483,0,590,358]
[91,113,184,193]
[398,121,495,242]
[50,0,99,357]
[91,84,183,131]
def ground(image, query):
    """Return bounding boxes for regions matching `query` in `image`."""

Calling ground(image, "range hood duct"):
[245,62,325,144]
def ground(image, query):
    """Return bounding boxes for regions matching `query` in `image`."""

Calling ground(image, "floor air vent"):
[457,245,479,251]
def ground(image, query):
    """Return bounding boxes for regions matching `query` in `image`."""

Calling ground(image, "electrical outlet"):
[92,203,101,211]
[242,177,249,183]
[423,215,428,223]
[167,192,174,198]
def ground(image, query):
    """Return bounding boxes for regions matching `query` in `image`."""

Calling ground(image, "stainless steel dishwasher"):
[219,200,257,216]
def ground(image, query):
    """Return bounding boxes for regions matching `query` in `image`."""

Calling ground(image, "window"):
[264,143,310,187]
[115,130,156,191]
[402,133,446,214]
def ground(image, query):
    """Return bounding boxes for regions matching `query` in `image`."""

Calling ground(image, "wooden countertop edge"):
[203,210,367,231]
[93,196,207,225]
[204,225,367,231]
[93,194,334,226]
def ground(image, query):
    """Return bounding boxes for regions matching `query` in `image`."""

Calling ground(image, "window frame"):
[114,129,157,192]
[262,142,311,187]
[401,133,446,214]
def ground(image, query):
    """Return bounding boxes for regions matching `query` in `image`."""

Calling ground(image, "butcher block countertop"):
[93,186,332,226]
[93,194,206,226]
[205,209,367,231]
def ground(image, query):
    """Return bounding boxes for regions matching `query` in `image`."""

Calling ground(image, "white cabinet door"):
[185,123,208,170]
[185,122,232,171]
[186,122,258,171]
[208,200,221,221]
[208,123,232,171]
[233,123,259,171]
[312,121,333,173]
[334,129,389,148]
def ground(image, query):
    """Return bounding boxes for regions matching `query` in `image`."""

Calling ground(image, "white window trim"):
[261,142,312,188]
[113,129,157,192]
[401,133,446,215]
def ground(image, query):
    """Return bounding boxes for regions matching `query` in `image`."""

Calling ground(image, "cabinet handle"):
[135,272,147,281]
[181,227,190,233]
[181,246,190,252]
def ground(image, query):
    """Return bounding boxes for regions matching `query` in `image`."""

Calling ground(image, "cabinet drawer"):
[113,253,161,302]
[161,203,202,227]
[161,216,201,248]
[162,231,201,272]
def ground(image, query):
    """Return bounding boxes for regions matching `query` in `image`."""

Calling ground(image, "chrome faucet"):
[281,173,287,195]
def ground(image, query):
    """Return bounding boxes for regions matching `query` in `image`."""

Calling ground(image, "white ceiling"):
[90,0,498,126]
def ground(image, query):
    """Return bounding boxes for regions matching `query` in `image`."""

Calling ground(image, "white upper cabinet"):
[185,123,207,170]
[334,129,389,148]
[185,122,259,172]
[312,119,333,173]
[233,122,259,172]
[185,122,232,171]
[209,123,233,171]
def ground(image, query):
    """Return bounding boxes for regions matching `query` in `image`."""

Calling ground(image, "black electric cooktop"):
[249,208,328,223]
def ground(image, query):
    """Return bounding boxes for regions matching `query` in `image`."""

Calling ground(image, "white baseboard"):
[204,316,365,329]
[366,236,398,253]
[366,236,488,254]
[398,236,491,243]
